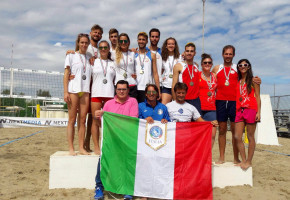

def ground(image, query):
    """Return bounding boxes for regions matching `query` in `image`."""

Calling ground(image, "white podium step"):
[212,162,253,188]
[49,151,99,189]
[49,152,253,189]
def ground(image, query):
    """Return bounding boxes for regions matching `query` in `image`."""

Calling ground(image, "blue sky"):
[0,0,289,96]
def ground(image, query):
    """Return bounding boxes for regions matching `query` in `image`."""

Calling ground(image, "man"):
[171,42,201,114]
[147,28,162,89]
[87,24,103,59]
[139,84,170,124]
[108,28,119,54]
[94,80,138,200]
[135,32,160,103]
[167,82,211,123]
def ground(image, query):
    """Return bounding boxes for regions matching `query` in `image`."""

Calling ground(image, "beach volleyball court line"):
[0,130,44,148]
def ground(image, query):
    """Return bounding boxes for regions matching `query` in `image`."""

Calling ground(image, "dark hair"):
[109,28,119,36]
[116,80,129,89]
[161,37,180,61]
[237,59,253,94]
[222,45,235,56]
[185,42,196,51]
[98,40,113,61]
[174,82,188,92]
[75,33,90,51]
[145,84,159,99]
[149,28,160,37]
[201,53,213,64]
[91,24,103,33]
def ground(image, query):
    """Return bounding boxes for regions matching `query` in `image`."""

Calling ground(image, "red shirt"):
[180,63,199,100]
[236,81,257,112]
[216,64,238,101]
[199,72,217,110]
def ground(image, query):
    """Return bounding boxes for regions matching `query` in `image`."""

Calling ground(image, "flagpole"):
[202,0,206,54]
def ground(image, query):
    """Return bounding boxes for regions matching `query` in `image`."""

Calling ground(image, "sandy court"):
[0,127,289,200]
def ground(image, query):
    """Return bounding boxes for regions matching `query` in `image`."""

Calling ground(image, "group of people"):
[63,24,261,200]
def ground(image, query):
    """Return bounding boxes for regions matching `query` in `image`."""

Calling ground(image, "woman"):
[91,40,116,155]
[160,37,181,104]
[199,53,218,147]
[114,33,137,98]
[63,33,91,155]
[235,59,261,170]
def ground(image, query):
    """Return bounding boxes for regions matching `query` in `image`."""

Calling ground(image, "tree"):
[36,89,51,97]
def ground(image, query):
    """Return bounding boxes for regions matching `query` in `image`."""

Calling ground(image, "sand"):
[0,127,289,200]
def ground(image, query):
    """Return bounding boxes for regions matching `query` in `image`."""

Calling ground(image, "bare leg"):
[67,94,79,156]
[242,123,257,170]
[217,121,227,164]
[91,102,103,155]
[161,93,172,105]
[84,113,93,152]
[234,122,246,167]
[212,126,217,148]
[78,93,90,155]
[231,121,240,164]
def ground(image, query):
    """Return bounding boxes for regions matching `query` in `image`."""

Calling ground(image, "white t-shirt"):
[149,48,162,86]
[64,53,91,93]
[166,101,201,122]
[114,51,137,85]
[91,58,116,98]
[86,44,99,59]
[161,55,182,88]
[135,51,153,91]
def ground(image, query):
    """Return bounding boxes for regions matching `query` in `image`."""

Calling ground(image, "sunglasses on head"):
[119,40,128,44]
[78,33,89,37]
[238,63,249,68]
[99,46,108,50]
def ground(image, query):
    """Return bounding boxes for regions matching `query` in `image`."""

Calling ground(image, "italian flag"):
[101,112,213,200]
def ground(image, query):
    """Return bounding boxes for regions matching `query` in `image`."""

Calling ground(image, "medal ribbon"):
[138,51,147,71]
[100,58,108,78]
[78,53,87,74]
[120,52,128,72]
[202,71,212,90]
[223,64,232,82]
[239,80,246,97]
[186,63,194,81]
[168,56,175,74]
[91,46,98,58]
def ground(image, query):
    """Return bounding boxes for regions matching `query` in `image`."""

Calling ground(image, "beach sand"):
[0,127,289,200]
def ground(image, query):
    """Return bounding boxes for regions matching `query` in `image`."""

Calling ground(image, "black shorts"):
[161,86,172,95]
[185,97,202,115]
[216,100,236,122]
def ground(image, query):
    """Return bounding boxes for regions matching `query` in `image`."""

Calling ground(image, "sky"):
[0,0,290,96]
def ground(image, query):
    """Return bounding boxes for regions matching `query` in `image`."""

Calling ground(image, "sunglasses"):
[99,46,108,50]
[147,91,157,95]
[238,63,249,68]
[116,88,127,92]
[119,40,129,44]
[203,61,212,65]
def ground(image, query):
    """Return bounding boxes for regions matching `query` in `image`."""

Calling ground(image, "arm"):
[151,52,161,98]
[66,50,75,56]
[171,63,181,100]
[253,76,262,85]
[196,117,218,126]
[63,67,71,103]
[254,82,261,121]
[211,65,219,75]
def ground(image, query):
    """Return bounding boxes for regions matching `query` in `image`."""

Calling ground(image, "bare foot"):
[79,149,90,155]
[215,160,225,164]
[94,147,101,155]
[84,144,93,152]
[69,150,77,156]
[241,161,252,170]
[234,162,242,167]
[234,159,241,164]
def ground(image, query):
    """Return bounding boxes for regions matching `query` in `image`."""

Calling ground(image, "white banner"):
[0,117,72,128]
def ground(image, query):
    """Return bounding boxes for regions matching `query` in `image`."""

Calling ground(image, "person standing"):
[87,24,103,59]
[108,28,119,56]
[63,33,91,155]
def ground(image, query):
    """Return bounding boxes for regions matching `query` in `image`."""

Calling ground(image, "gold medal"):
[140,70,144,74]
[239,97,243,102]
[169,74,173,78]
[123,73,127,79]
[225,80,229,86]
[207,91,212,97]
[190,81,194,86]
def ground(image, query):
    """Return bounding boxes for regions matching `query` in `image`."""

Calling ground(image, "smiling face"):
[98,41,109,59]
[150,31,160,46]
[222,48,234,64]
[138,35,148,50]
[175,89,187,104]
[116,83,129,100]
[237,61,250,74]
[119,35,130,51]
[145,86,158,102]
[184,46,196,61]
[166,39,176,53]
[90,29,102,43]
[78,36,89,54]
[201,58,213,72]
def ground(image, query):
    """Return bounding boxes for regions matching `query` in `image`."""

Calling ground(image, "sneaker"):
[124,195,133,200]
[94,187,104,200]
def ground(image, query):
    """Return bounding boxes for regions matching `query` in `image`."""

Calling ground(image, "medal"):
[123,73,127,79]
[82,75,86,80]
[225,80,229,86]
[138,51,146,75]
[207,91,212,97]
[103,79,107,84]
[78,53,87,81]
[186,63,195,87]
[140,70,144,74]
[100,58,108,83]
[239,97,243,102]
[168,56,175,79]
[190,81,194,86]
[223,64,233,87]
[169,74,173,78]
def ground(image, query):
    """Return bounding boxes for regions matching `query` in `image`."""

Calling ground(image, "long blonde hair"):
[115,33,130,65]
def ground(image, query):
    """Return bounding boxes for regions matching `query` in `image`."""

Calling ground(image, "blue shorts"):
[161,86,172,95]
[185,97,202,114]
[201,110,217,121]
[216,100,236,122]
